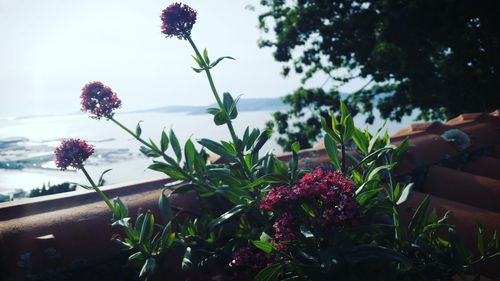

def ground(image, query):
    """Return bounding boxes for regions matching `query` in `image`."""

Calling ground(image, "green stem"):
[385,154,402,243]
[110,117,151,148]
[81,165,113,210]
[109,116,213,190]
[186,36,251,179]
[341,142,346,174]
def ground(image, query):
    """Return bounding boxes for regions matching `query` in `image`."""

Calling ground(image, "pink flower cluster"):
[229,247,274,272]
[160,3,197,39]
[260,169,359,246]
[81,81,122,119]
[54,139,94,170]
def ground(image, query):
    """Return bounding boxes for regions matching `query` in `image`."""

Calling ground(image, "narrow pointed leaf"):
[159,189,173,224]
[160,131,169,152]
[209,56,235,69]
[169,129,182,162]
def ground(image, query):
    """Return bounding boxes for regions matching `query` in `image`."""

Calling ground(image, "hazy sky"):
[0,0,362,118]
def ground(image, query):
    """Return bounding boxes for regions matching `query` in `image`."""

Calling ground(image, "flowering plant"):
[55,3,499,281]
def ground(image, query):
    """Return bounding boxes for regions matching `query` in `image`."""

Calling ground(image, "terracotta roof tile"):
[0,110,499,279]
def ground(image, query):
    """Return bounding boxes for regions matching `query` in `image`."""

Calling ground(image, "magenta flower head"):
[160,3,197,39]
[54,139,94,170]
[81,81,122,119]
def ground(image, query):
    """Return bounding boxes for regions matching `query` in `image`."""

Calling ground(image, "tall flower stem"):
[109,116,214,189]
[186,36,251,179]
[110,117,155,149]
[80,165,113,210]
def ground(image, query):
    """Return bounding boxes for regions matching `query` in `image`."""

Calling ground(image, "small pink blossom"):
[81,81,122,119]
[54,139,94,170]
[260,186,296,211]
[260,169,360,246]
[160,3,197,39]
[230,246,274,279]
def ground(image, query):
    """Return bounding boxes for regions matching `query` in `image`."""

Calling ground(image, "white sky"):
[0,0,363,119]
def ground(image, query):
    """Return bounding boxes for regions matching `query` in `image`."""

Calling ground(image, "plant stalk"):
[80,165,113,210]
[109,116,213,189]
[186,36,251,179]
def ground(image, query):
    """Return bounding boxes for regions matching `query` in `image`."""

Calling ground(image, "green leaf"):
[209,56,235,69]
[396,183,413,205]
[169,129,182,162]
[300,203,316,217]
[252,129,272,153]
[349,244,413,265]
[112,197,128,221]
[160,131,169,152]
[184,139,196,171]
[260,232,272,242]
[213,111,228,125]
[139,257,156,278]
[248,174,289,188]
[339,101,349,123]
[198,138,236,160]
[354,146,395,168]
[170,183,199,194]
[128,252,144,262]
[192,54,202,67]
[367,123,386,153]
[365,163,394,182]
[243,126,250,147]
[324,135,341,170]
[477,222,485,257]
[149,138,161,153]
[139,212,154,245]
[342,113,355,141]
[206,107,219,115]
[194,149,207,175]
[254,263,283,281]
[223,92,239,120]
[135,213,145,233]
[161,225,175,250]
[159,189,172,224]
[252,240,275,253]
[97,168,112,187]
[356,188,383,206]
[148,162,186,180]
[215,186,249,205]
[182,247,192,270]
[203,48,210,65]
[408,195,430,239]
[321,116,339,142]
[140,146,161,158]
[247,128,260,150]
[208,204,246,230]
[352,128,369,155]
[449,228,467,273]
[191,67,204,73]
[330,111,341,136]
[135,121,143,137]
[393,138,410,162]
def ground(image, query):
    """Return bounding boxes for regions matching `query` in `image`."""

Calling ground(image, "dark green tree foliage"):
[29,182,77,198]
[267,87,360,150]
[259,0,500,150]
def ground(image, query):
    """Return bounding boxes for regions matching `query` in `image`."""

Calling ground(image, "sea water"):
[0,109,417,195]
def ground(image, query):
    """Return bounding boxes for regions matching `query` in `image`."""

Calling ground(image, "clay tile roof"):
[392,121,451,137]
[0,111,499,280]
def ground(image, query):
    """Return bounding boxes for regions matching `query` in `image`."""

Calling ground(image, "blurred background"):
[2,0,497,200]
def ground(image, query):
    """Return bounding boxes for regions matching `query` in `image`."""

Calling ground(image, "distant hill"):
[141,97,288,115]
